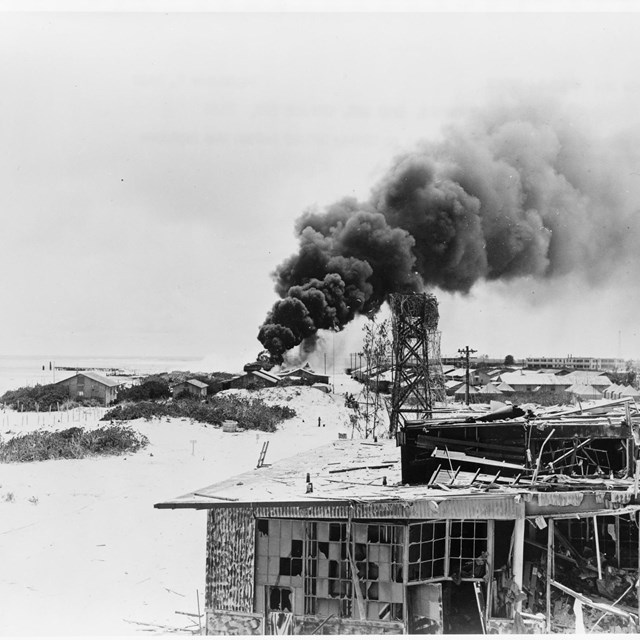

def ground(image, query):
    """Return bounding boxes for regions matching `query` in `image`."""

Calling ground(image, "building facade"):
[524,356,626,371]
[55,371,121,404]
[171,379,208,398]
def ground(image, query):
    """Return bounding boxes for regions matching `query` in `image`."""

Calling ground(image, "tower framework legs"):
[389,293,445,437]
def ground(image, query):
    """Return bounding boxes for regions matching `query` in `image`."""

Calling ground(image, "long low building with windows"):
[524,356,626,371]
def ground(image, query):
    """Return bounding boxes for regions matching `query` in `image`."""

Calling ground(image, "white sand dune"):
[0,381,369,635]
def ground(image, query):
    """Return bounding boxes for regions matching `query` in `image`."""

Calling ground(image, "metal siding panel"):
[241,496,521,521]
[253,503,412,520]
[431,496,523,520]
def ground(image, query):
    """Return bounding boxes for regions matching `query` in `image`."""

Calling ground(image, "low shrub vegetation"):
[103,401,172,422]
[0,425,149,462]
[102,395,296,432]
[117,377,171,402]
[0,383,71,411]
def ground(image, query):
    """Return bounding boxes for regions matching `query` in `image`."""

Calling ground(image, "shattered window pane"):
[449,520,488,581]
[256,518,404,621]
[408,520,447,582]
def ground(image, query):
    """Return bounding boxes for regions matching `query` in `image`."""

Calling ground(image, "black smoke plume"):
[258,99,638,363]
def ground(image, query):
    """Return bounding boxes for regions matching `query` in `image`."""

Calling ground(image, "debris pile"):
[400,397,637,488]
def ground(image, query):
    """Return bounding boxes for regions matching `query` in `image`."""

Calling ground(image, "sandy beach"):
[0,380,368,635]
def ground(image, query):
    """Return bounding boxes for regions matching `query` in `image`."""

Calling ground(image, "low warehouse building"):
[279,365,330,386]
[223,369,281,391]
[55,371,122,405]
[498,371,571,393]
[171,379,208,398]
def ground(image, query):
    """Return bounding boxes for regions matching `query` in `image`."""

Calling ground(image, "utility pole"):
[332,320,336,393]
[458,345,477,405]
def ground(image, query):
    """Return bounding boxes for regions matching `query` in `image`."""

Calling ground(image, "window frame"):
[255,518,404,622]
[406,519,489,585]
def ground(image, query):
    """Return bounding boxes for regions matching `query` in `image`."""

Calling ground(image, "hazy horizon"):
[4,6,640,366]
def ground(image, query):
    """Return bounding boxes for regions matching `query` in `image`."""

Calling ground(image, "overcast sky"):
[3,5,640,369]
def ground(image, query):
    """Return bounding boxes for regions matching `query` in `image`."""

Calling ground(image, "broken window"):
[617,514,639,570]
[408,520,488,584]
[255,518,306,614]
[256,518,404,621]
[303,522,318,615]
[408,520,447,581]
[555,514,639,571]
[279,556,303,576]
[449,520,488,580]
[268,586,292,612]
[535,437,629,477]
[353,522,404,621]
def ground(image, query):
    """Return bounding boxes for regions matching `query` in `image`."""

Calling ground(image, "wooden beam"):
[553,527,585,564]
[310,614,335,635]
[444,520,451,579]
[473,583,487,634]
[427,463,442,486]
[345,519,366,620]
[193,493,239,501]
[593,516,603,580]
[403,522,410,632]
[545,437,593,467]
[430,447,527,471]
[542,397,632,417]
[447,466,462,486]
[328,463,394,474]
[486,520,495,628]
[531,429,556,483]
[416,434,524,454]
[615,516,621,570]
[524,538,578,567]
[549,579,637,621]
[512,518,525,613]
[546,519,554,634]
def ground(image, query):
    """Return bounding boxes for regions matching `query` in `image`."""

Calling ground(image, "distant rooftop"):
[56,370,122,387]
[186,379,208,388]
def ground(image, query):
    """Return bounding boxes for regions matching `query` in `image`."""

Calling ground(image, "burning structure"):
[156,293,640,634]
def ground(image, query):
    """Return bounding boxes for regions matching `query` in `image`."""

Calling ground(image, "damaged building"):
[154,294,640,634]
[155,407,640,635]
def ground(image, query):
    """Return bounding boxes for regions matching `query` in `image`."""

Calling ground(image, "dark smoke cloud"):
[258,99,639,363]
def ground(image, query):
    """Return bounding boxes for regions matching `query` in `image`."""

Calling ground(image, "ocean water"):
[0,355,204,395]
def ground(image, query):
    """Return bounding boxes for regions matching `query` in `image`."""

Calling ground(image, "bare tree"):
[358,316,392,439]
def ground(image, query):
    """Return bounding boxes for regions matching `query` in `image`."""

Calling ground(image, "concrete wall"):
[205,610,403,635]
[206,610,263,635]
[294,615,404,635]
[487,617,545,634]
